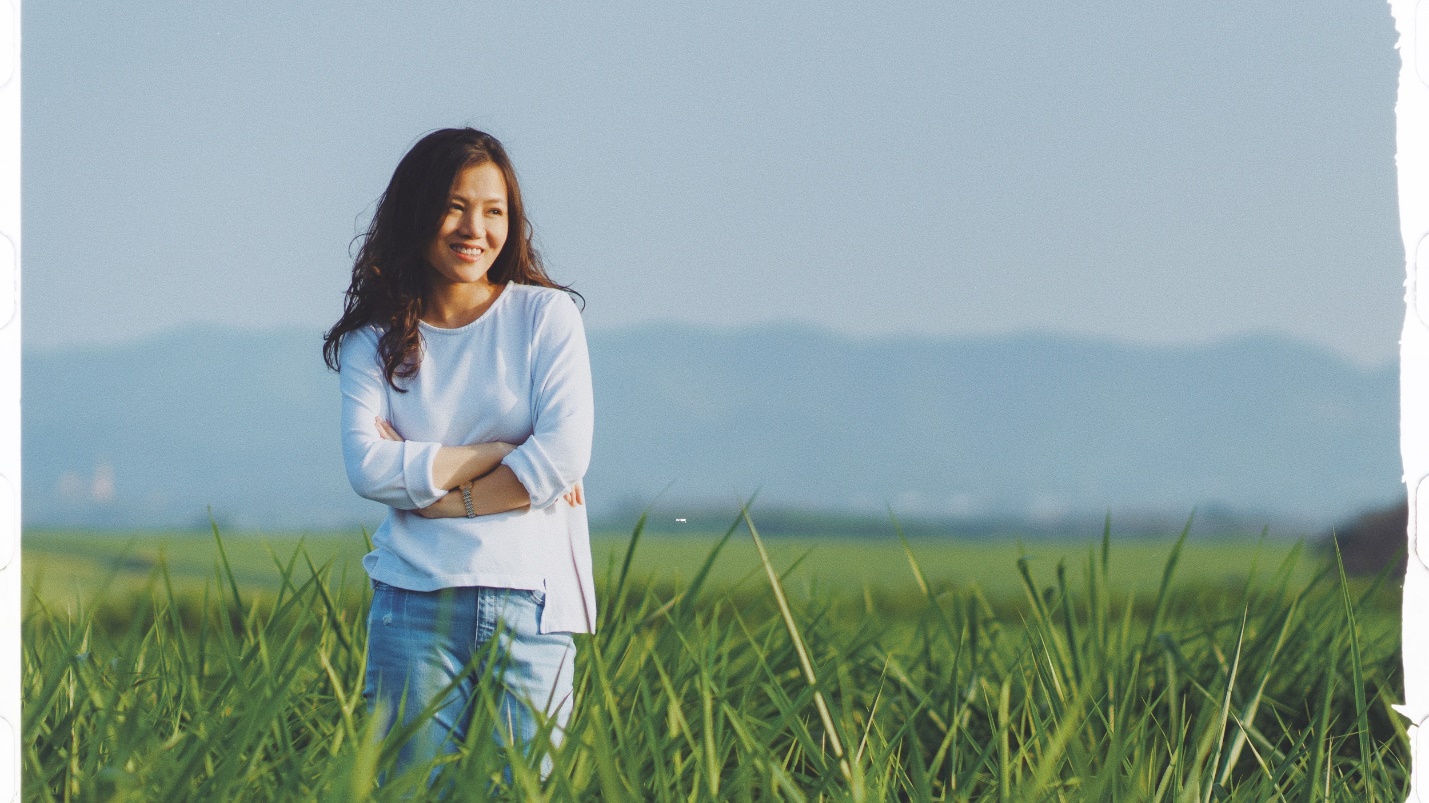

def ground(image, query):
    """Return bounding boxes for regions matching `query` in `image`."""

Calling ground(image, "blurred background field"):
[23,519,1336,611]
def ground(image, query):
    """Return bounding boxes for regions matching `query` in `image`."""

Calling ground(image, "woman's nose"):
[457,210,484,237]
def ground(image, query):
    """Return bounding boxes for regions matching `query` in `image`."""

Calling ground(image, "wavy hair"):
[323,128,578,389]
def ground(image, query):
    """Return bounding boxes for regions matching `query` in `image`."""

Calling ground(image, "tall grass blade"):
[740,506,854,788]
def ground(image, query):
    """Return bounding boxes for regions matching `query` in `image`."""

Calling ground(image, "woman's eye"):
[487,208,504,216]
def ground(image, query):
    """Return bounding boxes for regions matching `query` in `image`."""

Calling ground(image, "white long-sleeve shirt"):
[339,282,597,633]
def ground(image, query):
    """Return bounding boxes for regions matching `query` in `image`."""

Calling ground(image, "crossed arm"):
[373,417,583,519]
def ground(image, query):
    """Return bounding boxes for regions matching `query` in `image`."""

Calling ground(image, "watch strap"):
[460,483,476,518]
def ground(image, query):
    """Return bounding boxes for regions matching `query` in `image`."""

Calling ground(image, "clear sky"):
[23,1,1402,365]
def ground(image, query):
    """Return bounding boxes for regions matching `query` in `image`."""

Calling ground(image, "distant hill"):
[21,323,1399,533]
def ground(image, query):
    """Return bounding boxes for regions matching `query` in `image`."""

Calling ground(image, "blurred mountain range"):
[21,322,1399,535]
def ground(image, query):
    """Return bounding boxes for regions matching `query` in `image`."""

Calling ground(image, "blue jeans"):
[363,581,576,780]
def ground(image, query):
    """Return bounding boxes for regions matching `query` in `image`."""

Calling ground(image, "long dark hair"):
[322,128,578,389]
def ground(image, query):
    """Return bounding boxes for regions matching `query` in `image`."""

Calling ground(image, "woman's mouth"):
[451,244,484,262]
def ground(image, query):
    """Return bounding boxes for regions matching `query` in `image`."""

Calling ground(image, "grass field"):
[23,521,1325,609]
[21,516,1408,800]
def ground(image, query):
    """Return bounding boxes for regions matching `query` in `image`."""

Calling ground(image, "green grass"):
[21,516,1407,800]
[23,524,1319,609]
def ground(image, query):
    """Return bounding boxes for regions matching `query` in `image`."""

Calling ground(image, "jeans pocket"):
[527,588,547,607]
[369,581,405,627]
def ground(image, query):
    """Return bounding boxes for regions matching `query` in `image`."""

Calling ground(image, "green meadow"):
[21,517,1408,800]
[23,524,1323,609]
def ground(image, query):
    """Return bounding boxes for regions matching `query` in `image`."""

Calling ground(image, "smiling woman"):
[320,128,595,785]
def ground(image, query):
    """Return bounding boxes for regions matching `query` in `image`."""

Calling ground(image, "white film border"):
[1420,0,1429,89]
[1414,233,1429,330]
[1398,0,1429,799]
[0,0,16,800]
[0,2,11,90]
[0,476,11,574]
[0,236,13,330]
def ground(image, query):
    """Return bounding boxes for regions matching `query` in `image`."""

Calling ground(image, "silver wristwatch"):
[460,482,476,518]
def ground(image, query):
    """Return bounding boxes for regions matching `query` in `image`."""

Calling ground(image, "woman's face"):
[423,160,509,289]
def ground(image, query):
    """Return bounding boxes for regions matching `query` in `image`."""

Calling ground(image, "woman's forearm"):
[466,466,534,514]
[371,420,523,500]
[428,442,516,491]
[415,465,534,519]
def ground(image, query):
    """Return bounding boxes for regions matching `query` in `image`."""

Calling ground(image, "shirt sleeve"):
[338,328,446,510]
[501,293,595,509]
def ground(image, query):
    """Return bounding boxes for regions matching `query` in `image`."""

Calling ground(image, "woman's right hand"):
[562,483,583,507]
[376,417,404,442]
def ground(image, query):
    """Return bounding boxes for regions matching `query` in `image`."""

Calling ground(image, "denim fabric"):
[363,581,576,779]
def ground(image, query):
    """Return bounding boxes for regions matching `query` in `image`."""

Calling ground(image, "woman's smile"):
[451,244,485,263]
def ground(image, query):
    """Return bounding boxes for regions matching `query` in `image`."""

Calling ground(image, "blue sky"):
[23,1,1402,364]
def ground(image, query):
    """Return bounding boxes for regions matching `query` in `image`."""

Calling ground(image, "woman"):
[321,128,596,778]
